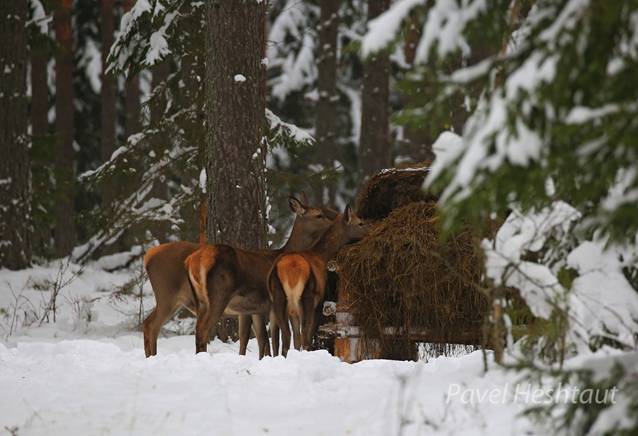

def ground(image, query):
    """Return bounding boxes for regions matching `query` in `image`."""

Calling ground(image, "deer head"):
[285,194,336,251]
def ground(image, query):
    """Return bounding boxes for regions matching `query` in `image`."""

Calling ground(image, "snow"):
[0,334,535,436]
[425,131,464,187]
[567,238,638,348]
[28,0,50,34]
[482,201,638,350]
[234,74,247,83]
[1,256,636,435]
[81,38,102,93]
[146,12,176,66]
[339,84,361,144]
[415,0,488,63]
[265,109,314,145]
[361,0,423,58]
[482,202,581,319]
[199,168,207,194]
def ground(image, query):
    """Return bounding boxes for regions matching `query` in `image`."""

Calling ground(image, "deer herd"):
[142,193,369,359]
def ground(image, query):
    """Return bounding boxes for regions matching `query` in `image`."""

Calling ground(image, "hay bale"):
[336,201,488,358]
[356,167,438,221]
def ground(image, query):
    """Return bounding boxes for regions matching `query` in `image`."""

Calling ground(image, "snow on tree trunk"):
[205,0,268,250]
[315,0,339,205]
[359,0,391,181]
[0,0,31,269]
[101,0,117,208]
[53,0,76,257]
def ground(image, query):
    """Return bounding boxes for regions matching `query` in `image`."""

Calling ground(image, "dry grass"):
[337,201,488,358]
[356,168,437,221]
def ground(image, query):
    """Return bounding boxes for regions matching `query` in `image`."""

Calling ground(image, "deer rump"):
[184,243,277,356]
[268,253,327,352]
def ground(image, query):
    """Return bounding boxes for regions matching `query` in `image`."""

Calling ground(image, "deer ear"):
[299,191,309,205]
[344,204,353,223]
[288,197,307,216]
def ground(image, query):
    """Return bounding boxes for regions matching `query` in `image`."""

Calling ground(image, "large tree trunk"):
[101,0,116,208]
[314,0,339,205]
[123,0,141,139]
[359,0,391,181]
[205,1,268,250]
[54,0,76,257]
[0,1,31,269]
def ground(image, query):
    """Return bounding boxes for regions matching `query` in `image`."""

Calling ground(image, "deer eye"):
[317,214,323,218]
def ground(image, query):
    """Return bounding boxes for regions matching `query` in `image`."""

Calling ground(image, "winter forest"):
[1,0,638,435]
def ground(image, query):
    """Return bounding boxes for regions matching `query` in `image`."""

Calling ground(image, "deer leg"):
[301,290,316,351]
[143,301,177,357]
[143,308,157,357]
[238,314,251,355]
[291,312,303,351]
[195,295,211,354]
[271,292,292,357]
[252,314,271,359]
[269,309,280,357]
[199,291,231,354]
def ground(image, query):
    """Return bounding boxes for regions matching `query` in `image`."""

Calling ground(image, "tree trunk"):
[30,22,51,259]
[0,1,31,269]
[359,0,391,181]
[149,59,170,201]
[205,0,268,250]
[401,14,435,163]
[123,0,141,139]
[54,0,76,257]
[315,0,339,205]
[101,0,116,208]
[31,47,49,144]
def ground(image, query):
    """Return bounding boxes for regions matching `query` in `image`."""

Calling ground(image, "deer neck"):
[282,220,318,253]
[311,223,347,263]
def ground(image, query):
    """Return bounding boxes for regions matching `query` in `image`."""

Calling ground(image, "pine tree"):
[0,0,31,269]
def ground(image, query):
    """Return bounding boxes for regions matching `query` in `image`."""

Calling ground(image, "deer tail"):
[184,245,218,314]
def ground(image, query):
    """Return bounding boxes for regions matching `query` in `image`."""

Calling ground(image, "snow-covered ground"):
[0,260,625,436]
[1,334,537,436]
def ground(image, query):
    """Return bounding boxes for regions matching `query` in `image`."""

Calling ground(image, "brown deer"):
[267,205,368,356]
[143,195,337,357]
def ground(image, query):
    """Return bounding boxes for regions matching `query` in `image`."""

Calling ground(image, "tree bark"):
[205,1,268,250]
[101,0,116,208]
[0,0,31,269]
[124,0,141,139]
[315,0,339,205]
[30,15,51,259]
[31,47,49,144]
[359,0,391,181]
[54,0,76,257]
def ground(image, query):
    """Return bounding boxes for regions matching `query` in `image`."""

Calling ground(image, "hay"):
[336,201,488,359]
[356,168,438,221]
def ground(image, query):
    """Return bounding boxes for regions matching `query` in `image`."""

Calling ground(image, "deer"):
[267,205,369,356]
[143,194,337,358]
